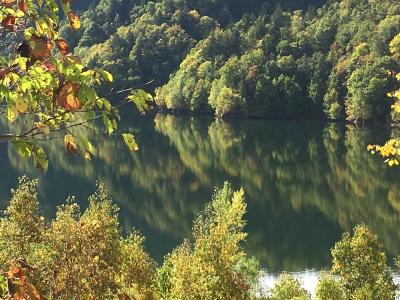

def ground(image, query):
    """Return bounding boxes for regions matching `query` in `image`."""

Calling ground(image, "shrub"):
[0,178,156,299]
[268,273,309,300]
[315,272,345,300]
[156,182,260,299]
[331,224,395,300]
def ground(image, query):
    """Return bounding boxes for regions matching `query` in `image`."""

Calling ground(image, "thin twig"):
[114,80,154,94]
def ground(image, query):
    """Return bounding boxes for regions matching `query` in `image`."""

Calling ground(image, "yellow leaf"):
[64,133,78,153]
[15,97,28,113]
[122,133,139,152]
[35,122,50,135]
[67,11,80,31]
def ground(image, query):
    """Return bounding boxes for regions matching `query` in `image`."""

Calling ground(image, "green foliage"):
[0,0,117,170]
[156,182,260,300]
[67,0,400,120]
[1,177,400,298]
[0,178,264,299]
[0,178,44,265]
[268,273,309,300]
[368,34,400,167]
[0,177,156,299]
[1,0,399,122]
[154,0,399,119]
[345,63,391,122]
[315,272,345,300]
[331,224,395,300]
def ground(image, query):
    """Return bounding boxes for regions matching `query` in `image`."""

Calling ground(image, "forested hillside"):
[66,0,400,121]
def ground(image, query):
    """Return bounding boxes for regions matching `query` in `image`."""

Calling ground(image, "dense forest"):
[64,0,400,121]
[2,0,400,298]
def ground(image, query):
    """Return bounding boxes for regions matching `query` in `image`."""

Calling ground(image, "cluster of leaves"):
[267,273,309,300]
[0,259,40,300]
[331,225,395,299]
[0,0,152,171]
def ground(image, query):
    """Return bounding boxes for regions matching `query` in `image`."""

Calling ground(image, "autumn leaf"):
[35,122,50,135]
[55,39,69,55]
[67,12,80,31]
[18,0,27,13]
[56,82,81,111]
[0,0,14,8]
[83,140,95,160]
[122,133,139,152]
[1,15,16,31]
[64,133,78,154]
[28,35,53,61]
[15,97,28,113]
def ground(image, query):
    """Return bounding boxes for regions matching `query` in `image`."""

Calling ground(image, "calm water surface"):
[1,112,400,293]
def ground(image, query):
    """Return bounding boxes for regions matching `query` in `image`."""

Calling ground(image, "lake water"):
[1,112,400,294]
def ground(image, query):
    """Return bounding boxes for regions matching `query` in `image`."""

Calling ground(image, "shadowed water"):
[1,112,400,280]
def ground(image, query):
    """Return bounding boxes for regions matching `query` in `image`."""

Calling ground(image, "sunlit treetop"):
[0,0,152,171]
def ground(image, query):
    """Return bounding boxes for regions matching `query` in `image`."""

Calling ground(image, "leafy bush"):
[156,182,260,299]
[315,272,345,300]
[331,224,395,300]
[0,177,156,299]
[268,273,309,300]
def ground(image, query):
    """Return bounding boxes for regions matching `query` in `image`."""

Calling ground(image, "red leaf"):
[28,35,53,61]
[55,39,69,55]
[18,0,27,13]
[1,14,16,31]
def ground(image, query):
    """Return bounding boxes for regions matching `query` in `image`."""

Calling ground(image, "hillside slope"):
[67,0,400,121]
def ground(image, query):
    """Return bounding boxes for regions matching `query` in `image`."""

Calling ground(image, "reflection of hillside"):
[154,114,400,271]
[2,113,400,272]
[2,117,208,261]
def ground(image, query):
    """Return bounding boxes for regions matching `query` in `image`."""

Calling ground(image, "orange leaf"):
[64,133,78,154]
[8,267,24,279]
[56,82,81,111]
[28,35,53,61]
[55,39,69,55]
[18,0,27,13]
[2,14,16,31]
[0,0,14,8]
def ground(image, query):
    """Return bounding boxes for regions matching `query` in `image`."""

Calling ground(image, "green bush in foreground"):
[268,273,309,300]
[0,177,157,299]
[0,178,398,299]
[331,224,395,300]
[156,183,260,299]
[315,273,345,300]
[0,179,257,299]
